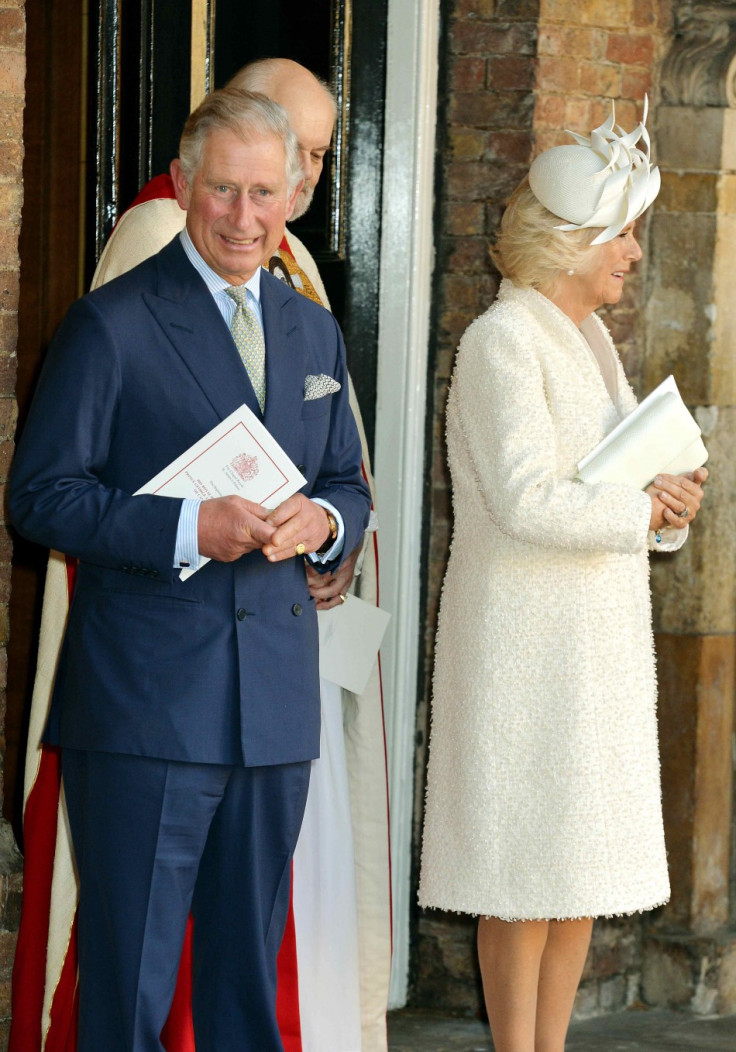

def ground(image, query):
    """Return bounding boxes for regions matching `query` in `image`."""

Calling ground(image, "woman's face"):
[576,223,643,312]
[551,222,643,326]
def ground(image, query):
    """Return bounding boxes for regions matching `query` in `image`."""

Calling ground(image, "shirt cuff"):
[175,498,202,568]
[308,498,345,563]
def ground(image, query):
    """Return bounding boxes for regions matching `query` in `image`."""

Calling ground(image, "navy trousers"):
[63,749,311,1052]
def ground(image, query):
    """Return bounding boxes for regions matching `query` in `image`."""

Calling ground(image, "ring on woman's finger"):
[678,506,689,519]
[338,593,347,604]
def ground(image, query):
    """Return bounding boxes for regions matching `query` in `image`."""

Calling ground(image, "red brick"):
[484,129,533,165]
[536,55,580,93]
[535,93,566,128]
[0,227,19,270]
[445,201,486,237]
[542,0,629,25]
[0,94,23,140]
[452,0,496,17]
[0,270,18,308]
[606,32,655,66]
[0,434,12,480]
[446,236,493,274]
[578,0,631,28]
[446,159,521,202]
[0,312,16,356]
[0,398,17,438]
[0,526,12,562]
[450,89,535,129]
[0,140,23,180]
[452,22,536,57]
[0,352,17,397]
[0,8,25,45]
[534,127,570,152]
[538,25,603,59]
[622,67,654,101]
[496,0,539,20]
[451,55,487,93]
[629,0,658,28]
[449,127,488,161]
[488,54,536,91]
[564,95,595,130]
[0,184,22,221]
[0,50,24,94]
[580,60,621,98]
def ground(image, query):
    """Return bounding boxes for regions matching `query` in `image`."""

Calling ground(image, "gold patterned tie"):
[226,285,266,412]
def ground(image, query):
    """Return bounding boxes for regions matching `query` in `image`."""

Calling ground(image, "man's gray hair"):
[178,87,302,194]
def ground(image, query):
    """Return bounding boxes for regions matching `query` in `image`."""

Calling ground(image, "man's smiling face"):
[171,127,300,285]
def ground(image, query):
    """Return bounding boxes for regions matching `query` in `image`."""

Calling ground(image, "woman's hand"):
[646,467,708,532]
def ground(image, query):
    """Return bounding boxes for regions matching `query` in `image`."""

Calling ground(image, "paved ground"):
[387,1007,736,1050]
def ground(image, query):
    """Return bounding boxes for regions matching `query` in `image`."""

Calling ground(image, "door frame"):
[375,0,440,1007]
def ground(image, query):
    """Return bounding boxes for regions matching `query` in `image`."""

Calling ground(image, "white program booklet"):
[576,375,708,489]
[135,404,307,578]
[318,595,391,695]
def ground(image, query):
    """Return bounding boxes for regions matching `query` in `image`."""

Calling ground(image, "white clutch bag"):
[577,375,708,489]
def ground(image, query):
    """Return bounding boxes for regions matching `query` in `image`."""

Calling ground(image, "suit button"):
[291,603,303,616]
[296,464,305,473]
[236,608,247,621]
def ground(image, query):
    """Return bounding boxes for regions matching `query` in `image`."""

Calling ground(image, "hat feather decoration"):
[528,97,661,245]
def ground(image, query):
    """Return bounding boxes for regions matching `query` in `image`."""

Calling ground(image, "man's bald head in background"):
[229,58,336,220]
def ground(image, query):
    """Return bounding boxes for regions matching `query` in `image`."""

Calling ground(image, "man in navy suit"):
[9,87,371,1051]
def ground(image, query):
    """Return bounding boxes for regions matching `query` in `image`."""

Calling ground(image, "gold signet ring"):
[295,542,306,556]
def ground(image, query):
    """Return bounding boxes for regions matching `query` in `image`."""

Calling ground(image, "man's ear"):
[170,159,191,211]
[285,179,304,222]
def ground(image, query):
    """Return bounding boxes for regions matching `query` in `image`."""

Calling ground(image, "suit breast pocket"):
[301,394,334,420]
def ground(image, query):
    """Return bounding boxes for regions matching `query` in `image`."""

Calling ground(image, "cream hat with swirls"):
[528,97,660,245]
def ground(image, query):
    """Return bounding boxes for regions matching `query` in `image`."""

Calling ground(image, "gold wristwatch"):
[315,510,338,555]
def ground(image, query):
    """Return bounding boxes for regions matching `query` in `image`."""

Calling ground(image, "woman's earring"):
[566,269,575,276]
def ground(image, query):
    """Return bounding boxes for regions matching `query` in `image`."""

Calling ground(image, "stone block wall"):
[414,0,683,1021]
[0,1,24,1043]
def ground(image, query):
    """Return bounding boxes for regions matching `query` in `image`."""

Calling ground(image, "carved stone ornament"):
[661,2,736,107]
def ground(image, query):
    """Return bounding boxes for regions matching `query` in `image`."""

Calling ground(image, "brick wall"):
[0,1,24,1042]
[414,0,676,1018]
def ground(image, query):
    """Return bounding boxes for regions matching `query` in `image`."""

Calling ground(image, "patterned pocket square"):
[304,374,342,400]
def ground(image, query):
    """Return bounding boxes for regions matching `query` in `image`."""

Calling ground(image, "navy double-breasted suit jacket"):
[10,236,371,768]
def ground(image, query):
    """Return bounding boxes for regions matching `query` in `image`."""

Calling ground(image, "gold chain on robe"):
[266,237,325,307]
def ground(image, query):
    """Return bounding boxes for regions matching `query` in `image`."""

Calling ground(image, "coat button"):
[236,608,247,621]
[296,464,305,473]
[291,603,303,616]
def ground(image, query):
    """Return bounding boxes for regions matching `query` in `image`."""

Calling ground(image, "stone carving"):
[661,2,736,107]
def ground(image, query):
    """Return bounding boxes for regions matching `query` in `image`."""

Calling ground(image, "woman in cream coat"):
[419,103,708,1052]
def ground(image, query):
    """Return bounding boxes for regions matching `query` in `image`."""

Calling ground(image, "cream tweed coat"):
[419,280,684,920]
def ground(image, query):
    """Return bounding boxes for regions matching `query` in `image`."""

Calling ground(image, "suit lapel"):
[260,270,306,456]
[142,238,262,421]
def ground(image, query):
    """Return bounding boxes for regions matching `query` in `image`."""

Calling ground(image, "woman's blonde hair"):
[490,178,603,294]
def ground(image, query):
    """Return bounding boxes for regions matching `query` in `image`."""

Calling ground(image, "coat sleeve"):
[9,296,184,581]
[450,315,653,555]
[307,313,371,566]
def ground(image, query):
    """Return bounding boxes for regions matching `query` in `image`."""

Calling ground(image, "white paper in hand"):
[135,404,307,578]
[318,595,391,695]
[577,375,708,489]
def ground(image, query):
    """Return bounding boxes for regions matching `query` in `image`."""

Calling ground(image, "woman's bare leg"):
[534,918,593,1052]
[477,916,549,1052]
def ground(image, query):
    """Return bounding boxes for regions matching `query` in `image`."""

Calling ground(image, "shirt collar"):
[180,227,263,304]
